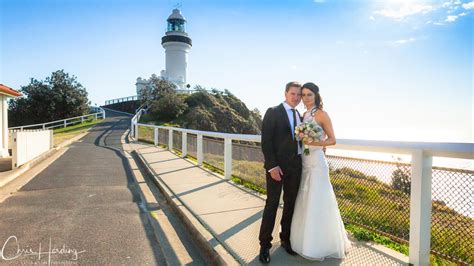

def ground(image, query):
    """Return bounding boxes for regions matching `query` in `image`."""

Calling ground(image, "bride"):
[290,82,351,260]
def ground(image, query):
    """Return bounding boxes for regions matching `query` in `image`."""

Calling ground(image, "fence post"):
[95,113,98,120]
[154,127,158,146]
[182,132,187,158]
[135,124,139,140]
[409,149,433,266]
[168,129,173,151]
[50,130,54,149]
[43,124,46,130]
[81,116,84,123]
[197,134,203,166]
[11,132,17,168]
[102,110,106,119]
[224,138,232,179]
[64,120,67,128]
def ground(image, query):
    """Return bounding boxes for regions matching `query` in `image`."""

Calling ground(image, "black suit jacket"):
[261,103,300,172]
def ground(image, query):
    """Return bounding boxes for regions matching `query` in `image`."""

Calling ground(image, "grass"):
[137,126,155,144]
[53,118,103,146]
[346,223,409,255]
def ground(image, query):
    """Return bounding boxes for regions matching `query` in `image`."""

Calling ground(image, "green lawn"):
[53,118,103,146]
[137,125,155,143]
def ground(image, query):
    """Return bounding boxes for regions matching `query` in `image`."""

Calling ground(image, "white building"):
[0,84,22,158]
[136,8,192,96]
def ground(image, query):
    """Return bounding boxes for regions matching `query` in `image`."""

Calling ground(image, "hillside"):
[142,88,262,134]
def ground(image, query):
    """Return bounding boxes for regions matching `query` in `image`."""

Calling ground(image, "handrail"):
[135,123,473,160]
[130,106,146,138]
[131,119,473,265]
[104,95,138,105]
[106,89,226,105]
[9,107,106,131]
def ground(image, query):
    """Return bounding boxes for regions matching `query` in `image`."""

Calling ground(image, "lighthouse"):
[136,8,192,96]
[161,8,192,90]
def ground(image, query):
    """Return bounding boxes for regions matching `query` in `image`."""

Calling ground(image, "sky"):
[1,0,472,144]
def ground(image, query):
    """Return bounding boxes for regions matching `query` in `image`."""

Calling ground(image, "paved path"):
[0,111,204,265]
[132,141,410,265]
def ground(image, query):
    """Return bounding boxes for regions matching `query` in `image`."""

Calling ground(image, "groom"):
[258,81,303,263]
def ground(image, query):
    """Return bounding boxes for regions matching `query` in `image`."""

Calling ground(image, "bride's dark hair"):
[302,82,323,115]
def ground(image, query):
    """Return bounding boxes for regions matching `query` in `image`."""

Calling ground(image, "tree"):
[391,164,411,194]
[139,74,177,106]
[149,92,188,122]
[8,70,89,127]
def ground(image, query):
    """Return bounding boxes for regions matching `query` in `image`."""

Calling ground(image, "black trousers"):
[258,156,302,249]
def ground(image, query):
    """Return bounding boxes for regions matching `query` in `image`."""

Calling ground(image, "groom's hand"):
[269,167,283,181]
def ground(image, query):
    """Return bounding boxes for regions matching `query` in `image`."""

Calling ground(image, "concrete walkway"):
[131,141,410,265]
[0,111,204,265]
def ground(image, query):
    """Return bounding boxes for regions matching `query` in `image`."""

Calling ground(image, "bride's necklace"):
[307,106,317,116]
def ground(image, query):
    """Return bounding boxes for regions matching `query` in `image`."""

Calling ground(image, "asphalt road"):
[0,111,165,265]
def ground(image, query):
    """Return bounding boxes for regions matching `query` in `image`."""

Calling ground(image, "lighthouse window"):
[167,19,186,32]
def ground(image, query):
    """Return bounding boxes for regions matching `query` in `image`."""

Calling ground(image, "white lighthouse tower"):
[135,8,192,96]
[161,8,192,90]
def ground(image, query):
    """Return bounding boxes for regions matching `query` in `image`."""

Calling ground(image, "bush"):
[149,92,187,122]
[139,74,176,106]
[8,70,89,126]
[391,168,411,194]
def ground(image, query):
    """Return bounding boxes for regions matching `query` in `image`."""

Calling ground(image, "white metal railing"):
[106,89,225,106]
[105,95,138,105]
[130,107,146,139]
[8,107,106,131]
[130,113,473,265]
[174,89,219,94]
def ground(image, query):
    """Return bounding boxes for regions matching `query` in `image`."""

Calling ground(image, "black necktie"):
[291,109,297,139]
[291,109,302,151]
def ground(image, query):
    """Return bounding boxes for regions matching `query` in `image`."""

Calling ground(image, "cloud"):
[462,1,474,9]
[445,15,459,22]
[395,37,416,44]
[372,1,472,26]
[388,37,416,46]
[373,3,434,20]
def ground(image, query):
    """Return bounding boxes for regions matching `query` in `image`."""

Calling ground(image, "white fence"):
[105,95,138,105]
[105,90,225,105]
[12,129,53,168]
[130,111,473,265]
[130,107,145,139]
[8,108,106,131]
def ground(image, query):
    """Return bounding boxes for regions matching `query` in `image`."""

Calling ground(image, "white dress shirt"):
[268,102,302,173]
[282,102,302,140]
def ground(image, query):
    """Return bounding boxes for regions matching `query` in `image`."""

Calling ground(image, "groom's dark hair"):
[285,81,302,92]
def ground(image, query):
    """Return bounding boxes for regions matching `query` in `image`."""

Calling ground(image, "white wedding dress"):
[290,111,351,261]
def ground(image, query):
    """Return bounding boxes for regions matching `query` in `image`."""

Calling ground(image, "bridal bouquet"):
[295,121,323,155]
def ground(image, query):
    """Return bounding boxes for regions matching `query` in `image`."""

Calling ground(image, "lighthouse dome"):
[167,9,186,21]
